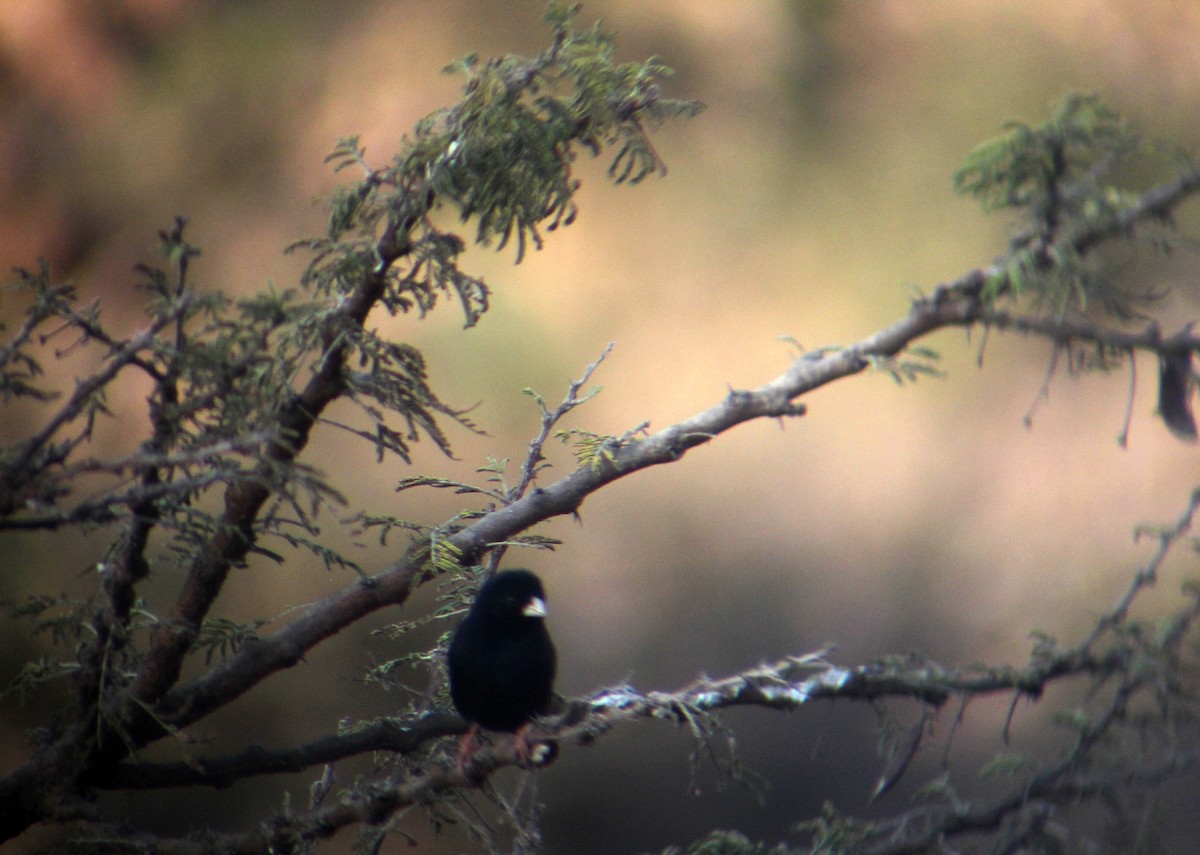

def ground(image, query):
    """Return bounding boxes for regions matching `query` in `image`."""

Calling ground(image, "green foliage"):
[434,4,701,251]
[955,94,1134,215]
[254,526,365,575]
[1,594,92,701]
[793,803,876,855]
[483,533,562,551]
[0,224,327,538]
[339,329,474,463]
[954,93,1190,316]
[910,771,961,805]
[0,0,698,562]
[8,5,1199,852]
[425,532,465,576]
[0,261,71,403]
[657,829,792,855]
[347,512,431,547]
[395,474,507,502]
[291,1,701,330]
[6,592,94,647]
[865,345,942,385]
[0,656,78,703]
[554,426,618,472]
[195,616,266,665]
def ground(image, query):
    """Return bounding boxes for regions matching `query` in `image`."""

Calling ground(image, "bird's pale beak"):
[523,597,547,618]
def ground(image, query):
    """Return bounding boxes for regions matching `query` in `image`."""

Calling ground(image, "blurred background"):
[2,0,1200,852]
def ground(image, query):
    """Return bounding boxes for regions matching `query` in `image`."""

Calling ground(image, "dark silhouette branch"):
[142,165,1200,745]
[4,41,1200,849]
[95,714,464,790]
[83,557,1200,851]
[98,533,1193,794]
[5,161,1197,843]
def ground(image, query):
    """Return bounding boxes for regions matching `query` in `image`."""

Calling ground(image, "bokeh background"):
[3,1,1200,852]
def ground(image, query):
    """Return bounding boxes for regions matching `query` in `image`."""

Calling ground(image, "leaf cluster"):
[954,93,1192,316]
[6,6,1200,855]
[0,14,705,834]
[293,2,701,333]
[0,223,360,570]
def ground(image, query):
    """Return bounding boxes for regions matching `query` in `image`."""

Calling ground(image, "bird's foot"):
[456,724,482,775]
[456,723,558,778]
[513,723,535,767]
[513,723,557,768]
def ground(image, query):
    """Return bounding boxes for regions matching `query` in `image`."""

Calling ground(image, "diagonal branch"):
[9,165,1197,846]
[148,168,1200,743]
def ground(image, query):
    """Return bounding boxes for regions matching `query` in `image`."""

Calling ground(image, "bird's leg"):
[512,722,536,767]
[456,723,482,774]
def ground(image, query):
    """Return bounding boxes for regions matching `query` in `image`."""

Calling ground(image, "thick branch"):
[83,628,1166,853]
[972,309,1200,357]
[129,265,391,706]
[65,475,1200,851]
[6,160,1198,845]
[96,714,462,790]
[100,634,1128,794]
[148,168,1200,741]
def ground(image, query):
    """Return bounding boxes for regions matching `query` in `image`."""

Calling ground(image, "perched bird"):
[447,569,557,770]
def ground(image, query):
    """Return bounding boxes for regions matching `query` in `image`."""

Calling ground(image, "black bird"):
[448,569,557,770]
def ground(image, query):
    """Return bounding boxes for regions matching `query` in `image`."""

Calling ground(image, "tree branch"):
[5,88,1200,844]
[84,568,1197,851]
[145,167,1200,745]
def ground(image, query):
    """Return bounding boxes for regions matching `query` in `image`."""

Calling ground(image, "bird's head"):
[472,569,548,627]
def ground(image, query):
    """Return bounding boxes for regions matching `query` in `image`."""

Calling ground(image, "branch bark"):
[3,162,1199,845]
[123,165,1200,743]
